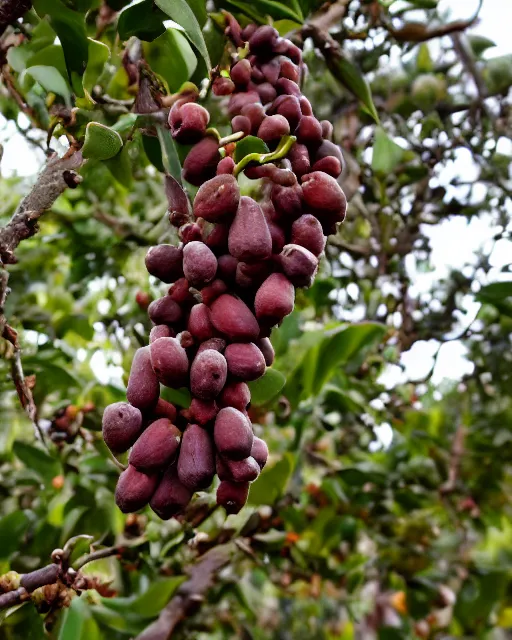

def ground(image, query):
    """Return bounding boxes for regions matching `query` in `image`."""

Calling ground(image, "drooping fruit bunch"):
[102,18,347,519]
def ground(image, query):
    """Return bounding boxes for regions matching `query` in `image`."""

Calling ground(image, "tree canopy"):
[0,0,511,638]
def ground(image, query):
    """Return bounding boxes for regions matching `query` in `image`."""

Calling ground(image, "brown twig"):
[0,0,31,37]
[11,347,48,448]
[0,150,83,264]
[440,424,467,494]
[136,543,237,640]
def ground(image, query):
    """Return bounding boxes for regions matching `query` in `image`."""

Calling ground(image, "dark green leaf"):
[58,596,101,640]
[155,0,211,69]
[249,453,296,505]
[372,127,407,175]
[327,54,379,123]
[117,0,166,41]
[234,136,270,163]
[24,66,72,107]
[13,441,62,484]
[467,35,496,57]
[157,126,183,184]
[101,577,185,618]
[248,368,286,406]
[142,29,197,93]
[83,39,110,95]
[0,511,30,559]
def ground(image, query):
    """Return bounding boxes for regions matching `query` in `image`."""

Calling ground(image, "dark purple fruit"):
[228,197,272,263]
[271,95,302,129]
[193,174,240,223]
[251,436,269,469]
[188,303,215,342]
[179,222,202,244]
[217,254,239,284]
[204,224,229,255]
[182,241,217,288]
[197,337,226,354]
[288,142,310,178]
[295,116,323,147]
[149,337,189,388]
[280,58,299,82]
[150,465,192,519]
[177,424,215,490]
[219,381,251,411]
[190,349,227,400]
[249,25,279,55]
[217,456,260,482]
[301,171,347,216]
[254,273,295,325]
[271,183,303,219]
[148,296,182,326]
[257,115,290,145]
[127,346,160,412]
[129,419,181,472]
[212,76,235,96]
[276,78,301,97]
[224,342,266,381]
[214,407,253,460]
[154,398,177,422]
[169,101,209,144]
[149,325,175,343]
[145,245,183,283]
[183,137,220,186]
[209,294,260,342]
[256,338,274,366]
[228,91,261,117]
[102,402,143,453]
[189,398,218,425]
[217,156,236,175]
[279,243,319,288]
[231,115,251,135]
[311,155,342,178]
[115,465,158,513]
[216,480,250,514]
[200,279,228,306]
[291,214,326,256]
[230,58,252,87]
[241,103,266,133]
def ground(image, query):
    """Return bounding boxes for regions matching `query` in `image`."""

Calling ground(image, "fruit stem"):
[219,131,245,146]
[233,135,297,177]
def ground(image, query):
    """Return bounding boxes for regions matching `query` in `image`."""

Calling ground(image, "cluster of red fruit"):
[102,20,346,519]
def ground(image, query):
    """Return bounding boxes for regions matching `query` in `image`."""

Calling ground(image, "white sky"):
[1,1,511,415]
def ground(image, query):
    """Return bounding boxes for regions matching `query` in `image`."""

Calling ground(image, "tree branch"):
[440,424,467,494]
[136,543,237,640]
[0,0,31,37]
[0,151,83,265]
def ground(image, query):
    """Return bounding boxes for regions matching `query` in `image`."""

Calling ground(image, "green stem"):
[219,130,245,146]
[233,135,297,177]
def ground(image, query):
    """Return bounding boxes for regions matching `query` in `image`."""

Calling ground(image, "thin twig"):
[11,347,48,449]
[73,546,121,571]
[440,424,467,494]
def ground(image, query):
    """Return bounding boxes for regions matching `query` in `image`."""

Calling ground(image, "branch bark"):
[0,151,83,265]
[0,0,31,37]
[136,543,237,640]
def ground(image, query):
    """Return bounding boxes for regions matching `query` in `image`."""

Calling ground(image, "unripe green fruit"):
[82,122,123,160]
[411,73,446,111]
[177,424,215,490]
[129,418,181,472]
[115,465,158,513]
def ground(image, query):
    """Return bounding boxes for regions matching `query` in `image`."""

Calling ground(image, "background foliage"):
[0,0,511,638]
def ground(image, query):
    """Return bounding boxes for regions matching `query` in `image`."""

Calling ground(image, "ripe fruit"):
[291,214,326,256]
[193,174,240,223]
[190,349,228,400]
[150,465,193,519]
[145,245,183,283]
[301,171,347,214]
[255,273,295,325]
[177,424,215,490]
[216,480,250,514]
[279,243,318,288]
[251,436,269,469]
[129,419,181,472]
[217,455,260,482]
[154,398,177,422]
[225,343,266,381]
[228,196,272,263]
[183,137,220,186]
[183,241,217,288]
[115,465,158,513]
[257,114,290,144]
[127,346,160,412]
[209,294,259,342]
[188,303,215,342]
[149,337,189,388]
[102,402,143,453]
[148,296,182,326]
[169,101,209,144]
[214,407,253,460]
[256,338,274,366]
[189,398,218,425]
[219,381,251,411]
[149,325,175,343]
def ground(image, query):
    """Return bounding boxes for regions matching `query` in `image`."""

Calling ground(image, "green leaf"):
[101,577,185,618]
[24,66,72,107]
[142,29,197,93]
[234,136,270,163]
[327,54,379,123]
[26,44,68,81]
[59,595,101,640]
[416,43,433,72]
[83,39,110,96]
[0,512,30,559]
[143,134,165,172]
[117,0,166,41]
[187,0,208,27]
[157,126,183,184]
[82,122,123,160]
[273,19,303,36]
[249,452,296,505]
[104,144,133,189]
[252,0,303,22]
[467,34,496,58]
[155,0,211,69]
[476,281,512,302]
[13,441,62,484]
[32,0,89,92]
[248,368,286,406]
[372,127,407,176]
